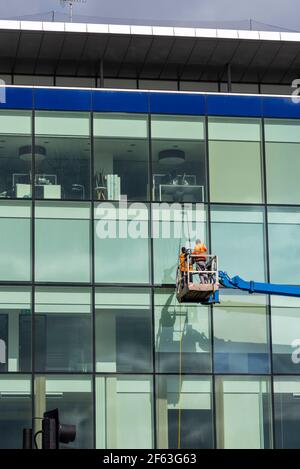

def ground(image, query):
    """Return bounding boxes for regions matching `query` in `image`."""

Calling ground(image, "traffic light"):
[42,408,76,449]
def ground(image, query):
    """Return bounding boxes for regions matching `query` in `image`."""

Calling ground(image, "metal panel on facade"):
[262,96,300,118]
[0,87,33,109]
[206,94,263,117]
[34,87,92,111]
[92,90,149,113]
[149,91,205,115]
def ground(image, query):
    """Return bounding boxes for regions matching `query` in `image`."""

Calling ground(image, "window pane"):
[96,375,154,449]
[0,376,31,448]
[153,204,208,284]
[34,375,93,449]
[211,205,266,281]
[265,119,300,204]
[94,113,149,201]
[0,201,31,281]
[271,296,300,373]
[268,207,300,284]
[215,376,272,449]
[214,291,270,373]
[94,202,150,283]
[35,111,90,200]
[0,287,32,372]
[35,288,92,372]
[155,289,211,373]
[274,377,300,448]
[208,117,263,203]
[35,202,91,282]
[0,111,32,199]
[156,375,213,449]
[151,115,206,203]
[95,288,152,372]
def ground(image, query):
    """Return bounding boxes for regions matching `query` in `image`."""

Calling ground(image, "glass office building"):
[1,86,300,449]
[1,20,300,450]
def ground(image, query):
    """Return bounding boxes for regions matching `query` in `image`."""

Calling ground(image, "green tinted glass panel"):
[35,202,90,282]
[208,117,263,203]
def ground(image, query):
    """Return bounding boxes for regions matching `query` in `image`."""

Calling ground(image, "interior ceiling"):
[96,138,205,162]
[0,29,299,84]
[0,135,90,160]
[0,135,205,165]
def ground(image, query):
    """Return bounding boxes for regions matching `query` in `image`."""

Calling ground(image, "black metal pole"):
[22,428,33,449]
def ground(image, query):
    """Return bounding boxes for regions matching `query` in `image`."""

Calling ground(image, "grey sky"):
[0,0,299,31]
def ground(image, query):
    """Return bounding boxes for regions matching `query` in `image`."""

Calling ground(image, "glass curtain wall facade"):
[1,94,300,449]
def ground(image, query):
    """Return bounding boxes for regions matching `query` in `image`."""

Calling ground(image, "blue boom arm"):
[219,271,300,298]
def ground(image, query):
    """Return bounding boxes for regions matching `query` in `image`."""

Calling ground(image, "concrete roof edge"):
[0,19,297,42]
[0,83,295,99]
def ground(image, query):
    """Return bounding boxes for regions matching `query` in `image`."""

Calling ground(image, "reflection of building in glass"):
[1,18,300,449]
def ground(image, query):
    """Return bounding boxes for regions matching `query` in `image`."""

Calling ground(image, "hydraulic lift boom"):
[176,251,300,304]
[219,271,300,298]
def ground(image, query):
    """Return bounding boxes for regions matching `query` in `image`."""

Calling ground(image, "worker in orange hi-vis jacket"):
[192,239,208,284]
[179,247,193,287]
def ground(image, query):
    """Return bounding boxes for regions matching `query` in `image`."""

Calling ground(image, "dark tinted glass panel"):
[35,112,90,200]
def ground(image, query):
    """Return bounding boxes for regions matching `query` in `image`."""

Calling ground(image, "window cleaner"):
[176,249,300,305]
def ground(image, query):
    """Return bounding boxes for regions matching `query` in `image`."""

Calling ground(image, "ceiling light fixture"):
[158,149,185,165]
[19,145,46,162]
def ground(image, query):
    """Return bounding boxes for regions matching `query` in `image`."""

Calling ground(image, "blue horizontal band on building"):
[0,87,34,109]
[0,87,300,117]
[34,88,92,111]
[92,90,149,113]
[206,95,263,117]
[262,96,300,118]
[149,92,206,115]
